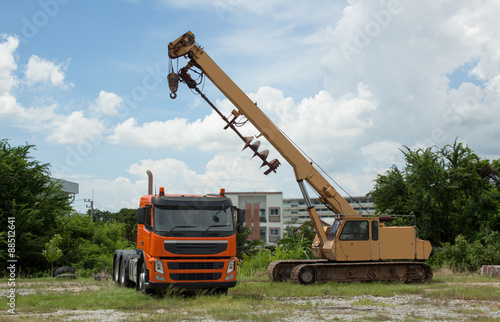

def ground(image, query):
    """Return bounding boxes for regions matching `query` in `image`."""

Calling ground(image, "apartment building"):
[282,195,375,225]
[225,191,283,244]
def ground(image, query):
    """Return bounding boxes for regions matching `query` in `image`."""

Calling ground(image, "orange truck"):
[113,171,244,294]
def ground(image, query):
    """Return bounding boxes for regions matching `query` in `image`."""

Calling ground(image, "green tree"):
[92,208,137,243]
[371,139,500,247]
[55,212,134,275]
[42,234,63,276]
[0,139,72,274]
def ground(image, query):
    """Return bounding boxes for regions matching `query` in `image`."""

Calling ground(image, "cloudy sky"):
[1,0,499,213]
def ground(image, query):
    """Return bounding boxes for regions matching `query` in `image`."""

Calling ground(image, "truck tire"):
[137,260,155,295]
[119,257,134,288]
[54,266,75,277]
[113,255,121,284]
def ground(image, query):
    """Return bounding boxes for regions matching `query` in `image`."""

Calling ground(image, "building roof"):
[50,178,79,194]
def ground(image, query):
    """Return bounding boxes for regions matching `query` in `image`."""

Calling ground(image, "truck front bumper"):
[147,280,237,290]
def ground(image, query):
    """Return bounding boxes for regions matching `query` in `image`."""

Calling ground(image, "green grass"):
[3,270,500,321]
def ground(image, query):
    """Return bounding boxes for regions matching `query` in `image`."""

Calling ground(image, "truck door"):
[136,206,152,253]
[337,220,371,261]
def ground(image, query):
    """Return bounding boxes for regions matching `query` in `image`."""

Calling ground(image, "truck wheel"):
[119,257,133,288]
[113,256,120,284]
[137,261,155,295]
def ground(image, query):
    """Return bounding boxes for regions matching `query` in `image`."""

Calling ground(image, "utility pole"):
[84,189,94,222]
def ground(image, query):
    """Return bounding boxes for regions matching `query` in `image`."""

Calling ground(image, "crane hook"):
[167,69,179,100]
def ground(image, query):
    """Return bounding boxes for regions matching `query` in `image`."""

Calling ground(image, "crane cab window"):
[372,220,379,241]
[339,221,369,241]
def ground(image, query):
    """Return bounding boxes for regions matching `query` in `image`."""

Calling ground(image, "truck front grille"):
[170,273,222,281]
[164,240,228,255]
[167,262,224,270]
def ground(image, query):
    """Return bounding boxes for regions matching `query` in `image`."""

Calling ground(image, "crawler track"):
[267,260,328,282]
[268,260,433,284]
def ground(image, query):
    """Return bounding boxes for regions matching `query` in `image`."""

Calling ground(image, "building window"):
[260,227,266,242]
[268,207,280,222]
[259,209,267,223]
[269,228,281,243]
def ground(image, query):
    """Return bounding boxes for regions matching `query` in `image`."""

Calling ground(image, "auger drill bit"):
[177,67,280,175]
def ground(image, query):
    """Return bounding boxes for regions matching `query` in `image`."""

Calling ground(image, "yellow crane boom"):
[168,31,358,252]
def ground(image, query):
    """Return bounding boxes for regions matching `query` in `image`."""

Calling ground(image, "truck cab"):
[113,181,244,295]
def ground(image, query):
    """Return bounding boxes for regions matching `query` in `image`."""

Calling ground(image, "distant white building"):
[282,195,375,226]
[51,178,79,202]
[226,192,283,244]
[283,196,375,227]
[226,191,374,245]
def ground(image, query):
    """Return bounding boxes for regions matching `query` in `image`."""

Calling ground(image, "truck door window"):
[145,207,152,230]
[339,221,369,241]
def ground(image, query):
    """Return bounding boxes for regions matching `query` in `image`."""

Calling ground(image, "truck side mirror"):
[137,207,146,225]
[236,208,245,233]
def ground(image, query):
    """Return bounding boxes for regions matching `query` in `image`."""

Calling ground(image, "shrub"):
[431,231,500,272]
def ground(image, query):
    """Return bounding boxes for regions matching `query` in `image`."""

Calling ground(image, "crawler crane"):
[167,31,433,284]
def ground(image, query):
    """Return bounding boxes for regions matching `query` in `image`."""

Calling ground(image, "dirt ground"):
[6,293,500,321]
[278,293,500,321]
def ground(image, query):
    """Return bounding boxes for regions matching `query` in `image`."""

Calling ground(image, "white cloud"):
[71,154,286,211]
[316,0,500,166]
[0,34,18,95]
[46,111,106,144]
[0,95,24,119]
[83,176,143,210]
[246,85,378,171]
[361,140,402,164]
[127,158,199,194]
[90,90,123,116]
[109,84,377,159]
[107,111,239,151]
[24,55,71,89]
[0,36,105,145]
[0,35,24,120]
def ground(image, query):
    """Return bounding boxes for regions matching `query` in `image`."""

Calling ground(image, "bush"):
[239,223,316,277]
[239,248,273,276]
[430,231,500,272]
[56,213,134,275]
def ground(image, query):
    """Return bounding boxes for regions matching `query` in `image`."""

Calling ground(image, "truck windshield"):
[153,205,234,235]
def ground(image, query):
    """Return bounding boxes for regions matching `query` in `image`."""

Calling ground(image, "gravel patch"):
[7,294,497,321]
[14,309,145,321]
[278,294,500,321]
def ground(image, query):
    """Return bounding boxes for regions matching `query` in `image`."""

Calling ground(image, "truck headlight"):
[154,260,164,275]
[226,259,235,275]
